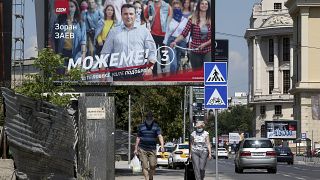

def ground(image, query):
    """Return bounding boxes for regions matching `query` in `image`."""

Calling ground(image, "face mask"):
[136,9,142,17]
[196,128,204,133]
[173,8,183,22]
[69,9,76,17]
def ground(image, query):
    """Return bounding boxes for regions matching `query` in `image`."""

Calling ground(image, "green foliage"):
[217,105,253,135]
[114,86,185,142]
[15,48,83,107]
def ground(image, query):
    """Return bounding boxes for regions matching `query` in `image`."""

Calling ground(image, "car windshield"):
[164,146,174,152]
[179,145,189,149]
[218,148,226,151]
[243,140,273,148]
[275,147,291,152]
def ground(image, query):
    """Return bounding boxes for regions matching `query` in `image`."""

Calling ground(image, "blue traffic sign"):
[204,62,227,86]
[205,86,228,109]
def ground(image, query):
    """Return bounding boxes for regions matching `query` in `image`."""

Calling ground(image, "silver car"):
[234,138,277,173]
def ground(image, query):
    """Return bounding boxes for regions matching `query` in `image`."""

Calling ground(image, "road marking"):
[295,177,306,180]
[282,174,291,177]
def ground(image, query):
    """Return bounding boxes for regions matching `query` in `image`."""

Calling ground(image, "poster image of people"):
[265,121,297,139]
[48,0,212,82]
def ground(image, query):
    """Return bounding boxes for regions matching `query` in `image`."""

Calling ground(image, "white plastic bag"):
[130,155,142,173]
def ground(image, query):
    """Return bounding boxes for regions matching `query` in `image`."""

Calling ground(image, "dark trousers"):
[152,34,165,75]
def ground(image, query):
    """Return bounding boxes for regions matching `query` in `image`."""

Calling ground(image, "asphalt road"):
[205,157,320,180]
[116,157,320,180]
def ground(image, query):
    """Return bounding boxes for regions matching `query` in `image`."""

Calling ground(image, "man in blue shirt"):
[134,111,164,180]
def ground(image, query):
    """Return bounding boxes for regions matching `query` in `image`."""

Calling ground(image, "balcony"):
[249,94,294,103]
[253,9,289,18]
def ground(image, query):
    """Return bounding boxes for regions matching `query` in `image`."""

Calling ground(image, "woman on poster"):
[170,0,211,70]
[53,0,86,65]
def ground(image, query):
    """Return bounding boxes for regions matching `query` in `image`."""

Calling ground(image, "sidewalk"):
[115,161,227,180]
[0,159,16,180]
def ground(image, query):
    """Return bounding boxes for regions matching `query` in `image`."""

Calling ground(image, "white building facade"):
[245,0,294,138]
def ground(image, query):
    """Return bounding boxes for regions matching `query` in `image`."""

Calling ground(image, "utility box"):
[78,93,115,180]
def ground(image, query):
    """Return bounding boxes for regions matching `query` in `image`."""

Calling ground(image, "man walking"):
[134,112,164,180]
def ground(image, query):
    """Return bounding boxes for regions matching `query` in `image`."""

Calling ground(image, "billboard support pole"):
[183,86,187,142]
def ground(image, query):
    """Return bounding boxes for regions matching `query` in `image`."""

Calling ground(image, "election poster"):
[47,0,213,83]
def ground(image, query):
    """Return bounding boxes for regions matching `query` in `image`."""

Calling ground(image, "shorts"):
[138,148,157,169]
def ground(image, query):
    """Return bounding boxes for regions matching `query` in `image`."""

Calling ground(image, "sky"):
[216,0,261,96]
[23,0,262,97]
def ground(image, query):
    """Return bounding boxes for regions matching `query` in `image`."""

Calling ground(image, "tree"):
[114,86,185,142]
[14,48,83,107]
[216,105,253,135]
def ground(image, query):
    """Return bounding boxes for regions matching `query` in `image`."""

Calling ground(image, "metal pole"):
[189,86,193,149]
[183,86,187,142]
[312,130,314,152]
[215,109,219,180]
[128,94,131,164]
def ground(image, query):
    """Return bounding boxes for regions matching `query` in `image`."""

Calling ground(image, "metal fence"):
[1,87,76,180]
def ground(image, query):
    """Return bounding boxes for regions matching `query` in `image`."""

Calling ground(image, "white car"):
[156,145,175,166]
[213,148,229,159]
[168,143,189,169]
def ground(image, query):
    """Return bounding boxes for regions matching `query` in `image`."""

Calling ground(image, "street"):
[116,157,320,180]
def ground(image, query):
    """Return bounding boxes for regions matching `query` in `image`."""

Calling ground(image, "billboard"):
[265,121,297,139]
[229,133,240,144]
[47,0,213,83]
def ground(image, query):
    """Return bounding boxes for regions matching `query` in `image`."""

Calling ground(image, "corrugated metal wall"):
[1,88,77,180]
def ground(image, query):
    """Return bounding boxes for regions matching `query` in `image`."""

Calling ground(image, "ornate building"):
[285,0,320,150]
[245,0,294,139]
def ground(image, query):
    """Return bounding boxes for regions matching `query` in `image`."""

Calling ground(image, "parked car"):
[212,148,228,159]
[274,146,294,165]
[234,138,277,174]
[168,143,189,169]
[157,145,175,166]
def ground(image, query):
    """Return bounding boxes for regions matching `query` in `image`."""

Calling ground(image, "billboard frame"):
[265,120,298,140]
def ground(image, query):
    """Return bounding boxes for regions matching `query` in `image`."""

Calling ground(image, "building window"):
[269,71,274,94]
[275,105,282,115]
[274,3,282,10]
[260,105,266,115]
[283,70,290,93]
[269,39,274,62]
[283,38,290,61]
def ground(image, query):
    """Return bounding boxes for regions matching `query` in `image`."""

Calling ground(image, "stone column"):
[300,7,309,82]
[290,37,294,88]
[272,36,280,94]
[255,37,262,95]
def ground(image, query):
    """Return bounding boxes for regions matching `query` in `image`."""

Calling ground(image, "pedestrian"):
[134,111,165,180]
[100,3,157,80]
[190,121,212,180]
[170,0,211,70]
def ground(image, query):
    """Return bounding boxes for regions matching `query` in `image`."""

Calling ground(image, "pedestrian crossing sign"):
[205,86,228,109]
[204,62,227,86]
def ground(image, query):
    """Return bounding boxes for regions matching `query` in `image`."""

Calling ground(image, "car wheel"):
[172,162,177,169]
[238,167,243,173]
[267,168,277,174]
[235,165,239,173]
[168,159,172,169]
